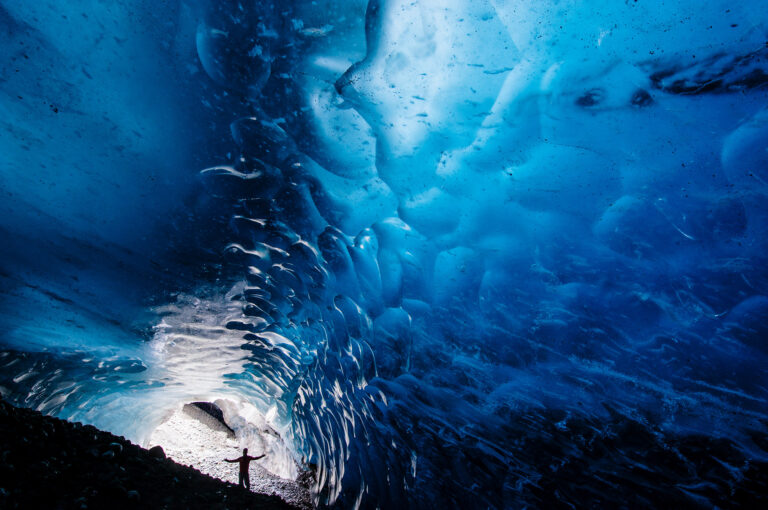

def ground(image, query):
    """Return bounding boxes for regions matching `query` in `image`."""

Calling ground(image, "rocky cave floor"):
[0,397,304,509]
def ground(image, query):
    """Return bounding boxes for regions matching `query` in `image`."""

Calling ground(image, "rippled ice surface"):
[1,1,768,508]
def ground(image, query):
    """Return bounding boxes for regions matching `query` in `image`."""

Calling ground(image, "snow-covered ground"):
[148,404,312,509]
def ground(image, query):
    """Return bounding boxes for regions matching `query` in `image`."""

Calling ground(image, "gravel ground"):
[149,405,313,509]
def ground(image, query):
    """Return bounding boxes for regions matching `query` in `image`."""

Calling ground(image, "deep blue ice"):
[1,1,767,507]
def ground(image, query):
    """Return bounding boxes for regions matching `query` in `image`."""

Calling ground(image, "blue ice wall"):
[0,1,226,346]
[2,1,768,508]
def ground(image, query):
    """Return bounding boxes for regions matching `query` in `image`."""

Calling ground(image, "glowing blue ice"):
[1,0,767,507]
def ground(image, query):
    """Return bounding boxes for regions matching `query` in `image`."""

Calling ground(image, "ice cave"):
[1,0,767,508]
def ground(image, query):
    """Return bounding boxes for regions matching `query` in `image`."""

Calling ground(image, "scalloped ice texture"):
[1,0,768,508]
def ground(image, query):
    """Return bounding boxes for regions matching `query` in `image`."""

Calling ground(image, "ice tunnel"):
[1,0,768,507]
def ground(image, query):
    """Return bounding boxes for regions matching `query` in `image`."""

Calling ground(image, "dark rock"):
[148,445,166,459]
[183,402,236,437]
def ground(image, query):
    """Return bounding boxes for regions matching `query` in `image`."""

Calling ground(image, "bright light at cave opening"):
[143,294,306,496]
[147,398,301,488]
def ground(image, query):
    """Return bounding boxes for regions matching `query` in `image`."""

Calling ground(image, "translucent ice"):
[1,1,767,508]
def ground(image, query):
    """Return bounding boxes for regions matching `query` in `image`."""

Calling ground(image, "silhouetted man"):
[224,448,265,489]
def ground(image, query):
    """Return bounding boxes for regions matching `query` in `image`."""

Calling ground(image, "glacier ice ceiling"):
[1,0,768,507]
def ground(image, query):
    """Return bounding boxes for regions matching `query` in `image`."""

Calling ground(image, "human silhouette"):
[224,447,265,489]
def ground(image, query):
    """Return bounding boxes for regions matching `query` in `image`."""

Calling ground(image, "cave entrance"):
[146,399,312,507]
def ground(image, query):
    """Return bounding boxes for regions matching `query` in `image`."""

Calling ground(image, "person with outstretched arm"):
[224,448,265,489]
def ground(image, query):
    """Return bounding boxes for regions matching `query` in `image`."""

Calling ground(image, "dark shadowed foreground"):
[0,398,299,510]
